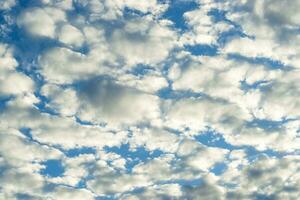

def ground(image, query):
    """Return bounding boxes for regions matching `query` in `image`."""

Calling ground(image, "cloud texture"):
[0,0,300,199]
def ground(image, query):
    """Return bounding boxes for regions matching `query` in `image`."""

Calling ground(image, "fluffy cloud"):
[164,97,250,133]
[177,139,229,172]
[76,77,161,126]
[39,47,102,84]
[120,184,183,200]
[110,17,177,67]
[171,55,281,104]
[254,71,300,120]
[118,72,168,93]
[223,155,300,199]
[17,7,67,38]
[0,0,16,10]
[0,72,35,96]
[181,176,224,200]
[225,0,300,68]
[41,84,79,116]
[47,186,95,200]
[0,129,62,168]
[30,117,128,149]
[57,24,85,47]
[180,5,232,45]
[40,0,73,10]
[0,44,35,96]
[0,169,45,198]
[74,0,167,21]
[0,127,63,198]
[129,127,180,153]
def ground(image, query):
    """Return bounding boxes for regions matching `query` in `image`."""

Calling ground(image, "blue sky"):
[0,0,300,199]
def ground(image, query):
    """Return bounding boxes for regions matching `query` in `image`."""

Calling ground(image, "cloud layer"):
[0,0,299,199]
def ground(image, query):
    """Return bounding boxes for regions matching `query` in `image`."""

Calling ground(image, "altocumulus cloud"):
[0,0,300,199]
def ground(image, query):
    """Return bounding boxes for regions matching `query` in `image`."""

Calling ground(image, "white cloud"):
[254,70,300,120]
[110,17,177,67]
[75,0,167,21]
[57,24,85,47]
[0,72,35,96]
[117,72,168,93]
[76,78,161,126]
[223,37,276,58]
[129,127,180,153]
[31,118,128,149]
[48,154,95,186]
[225,0,300,68]
[0,0,16,10]
[123,0,167,14]
[0,128,63,198]
[222,155,300,199]
[41,84,79,116]
[180,5,232,45]
[47,186,95,200]
[40,0,74,10]
[172,55,280,102]
[0,169,45,197]
[75,0,122,21]
[120,184,182,200]
[182,175,225,200]
[0,44,18,70]
[39,47,105,84]
[164,97,250,133]
[177,139,229,172]
[0,44,35,96]
[0,129,62,167]
[17,7,66,38]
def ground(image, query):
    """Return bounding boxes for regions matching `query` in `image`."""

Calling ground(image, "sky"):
[0,0,300,199]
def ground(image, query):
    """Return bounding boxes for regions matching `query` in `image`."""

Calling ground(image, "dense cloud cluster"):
[0,0,299,199]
